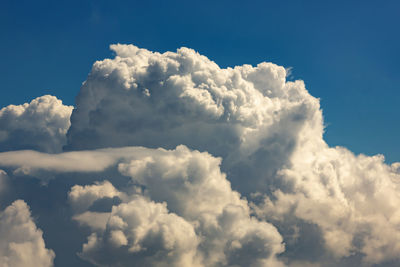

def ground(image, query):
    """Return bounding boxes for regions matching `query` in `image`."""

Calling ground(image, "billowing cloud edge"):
[0,199,55,267]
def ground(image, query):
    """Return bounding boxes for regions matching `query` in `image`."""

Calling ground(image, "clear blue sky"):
[1,0,399,162]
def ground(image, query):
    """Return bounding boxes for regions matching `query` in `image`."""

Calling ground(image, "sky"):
[1,1,400,267]
[0,0,399,162]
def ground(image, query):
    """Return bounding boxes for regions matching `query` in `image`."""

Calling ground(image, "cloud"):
[0,200,55,267]
[65,44,322,195]
[0,145,285,266]
[69,180,124,213]
[115,145,284,266]
[0,44,399,266]
[255,144,400,265]
[80,196,201,267]
[0,146,155,177]
[0,95,73,153]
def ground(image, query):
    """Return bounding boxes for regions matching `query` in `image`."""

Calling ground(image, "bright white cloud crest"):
[0,95,73,153]
[0,44,399,266]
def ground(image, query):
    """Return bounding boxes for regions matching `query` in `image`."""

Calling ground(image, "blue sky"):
[1,0,399,162]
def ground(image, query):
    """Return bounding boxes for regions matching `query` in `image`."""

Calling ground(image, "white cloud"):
[1,145,285,266]
[69,180,124,213]
[0,200,55,267]
[72,211,111,232]
[0,95,73,153]
[0,44,399,266]
[65,44,322,195]
[0,146,151,175]
[255,139,400,264]
[116,145,285,266]
[63,44,400,265]
[80,196,201,267]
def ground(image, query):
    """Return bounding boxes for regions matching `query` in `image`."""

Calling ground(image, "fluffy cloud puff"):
[80,196,201,267]
[0,95,73,153]
[255,143,400,266]
[65,44,322,195]
[115,145,285,267]
[0,200,55,267]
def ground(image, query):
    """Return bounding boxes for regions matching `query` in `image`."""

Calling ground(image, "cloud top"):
[66,44,322,196]
[0,95,73,153]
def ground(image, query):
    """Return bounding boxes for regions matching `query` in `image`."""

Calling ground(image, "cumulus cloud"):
[0,200,55,267]
[80,196,201,267]
[255,144,400,265]
[0,95,73,153]
[115,145,284,266]
[0,146,285,266]
[0,44,399,266]
[65,44,322,195]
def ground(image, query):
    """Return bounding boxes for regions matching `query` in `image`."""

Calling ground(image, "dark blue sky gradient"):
[1,0,399,162]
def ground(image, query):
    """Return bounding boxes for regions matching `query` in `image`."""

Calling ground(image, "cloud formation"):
[80,195,201,267]
[0,44,399,266]
[65,44,322,195]
[0,95,73,153]
[0,146,285,266]
[0,200,55,267]
[256,144,400,265]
